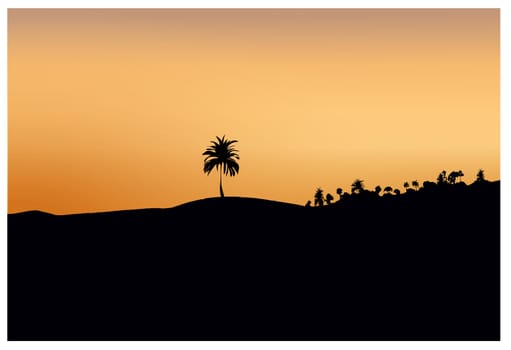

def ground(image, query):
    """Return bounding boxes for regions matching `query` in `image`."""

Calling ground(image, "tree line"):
[307,169,488,207]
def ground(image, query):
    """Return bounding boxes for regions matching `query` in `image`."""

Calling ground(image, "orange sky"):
[8,9,500,214]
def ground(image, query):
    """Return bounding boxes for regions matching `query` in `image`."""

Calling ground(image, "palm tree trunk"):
[219,171,224,198]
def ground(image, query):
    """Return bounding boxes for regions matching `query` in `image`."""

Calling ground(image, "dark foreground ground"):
[8,181,500,340]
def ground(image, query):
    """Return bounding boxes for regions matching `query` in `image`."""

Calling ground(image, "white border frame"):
[1,1,508,349]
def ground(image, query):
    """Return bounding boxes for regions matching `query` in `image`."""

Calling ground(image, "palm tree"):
[351,179,364,194]
[314,188,325,207]
[202,135,240,198]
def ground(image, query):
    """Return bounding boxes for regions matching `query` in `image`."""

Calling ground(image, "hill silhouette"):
[8,181,500,340]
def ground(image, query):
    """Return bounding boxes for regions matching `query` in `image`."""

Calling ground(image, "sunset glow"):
[8,8,500,214]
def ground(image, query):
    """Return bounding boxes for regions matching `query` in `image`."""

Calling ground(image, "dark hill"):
[8,182,500,340]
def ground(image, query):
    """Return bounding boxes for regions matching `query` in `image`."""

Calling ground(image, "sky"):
[7,8,500,214]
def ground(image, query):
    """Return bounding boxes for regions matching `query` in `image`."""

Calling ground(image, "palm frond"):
[202,135,240,178]
[221,158,239,176]
[204,158,221,175]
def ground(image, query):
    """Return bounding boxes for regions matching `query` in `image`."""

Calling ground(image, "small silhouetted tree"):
[326,193,334,205]
[437,170,447,185]
[448,170,464,184]
[404,182,410,191]
[336,188,343,201]
[202,135,240,198]
[457,170,464,183]
[384,186,393,195]
[314,188,325,207]
[448,171,460,184]
[394,189,401,195]
[448,171,456,184]
[412,180,419,191]
[305,200,311,207]
[375,185,382,196]
[351,179,364,194]
[476,169,486,182]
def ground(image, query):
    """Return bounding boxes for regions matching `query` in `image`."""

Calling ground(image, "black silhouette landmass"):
[8,181,500,340]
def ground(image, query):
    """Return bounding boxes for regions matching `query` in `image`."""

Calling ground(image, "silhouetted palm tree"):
[351,179,364,194]
[202,135,240,198]
[314,188,325,206]
[476,169,486,182]
[336,187,343,201]
[412,180,419,191]
[404,182,410,190]
[326,193,334,205]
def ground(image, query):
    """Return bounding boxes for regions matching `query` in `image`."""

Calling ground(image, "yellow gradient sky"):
[8,8,500,214]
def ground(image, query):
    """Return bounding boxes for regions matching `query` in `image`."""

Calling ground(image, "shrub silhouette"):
[448,170,464,184]
[458,170,464,183]
[202,135,240,198]
[375,185,382,196]
[447,170,463,185]
[412,180,419,191]
[325,193,334,205]
[477,169,486,182]
[437,170,447,185]
[351,179,364,194]
[336,188,343,201]
[448,171,456,184]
